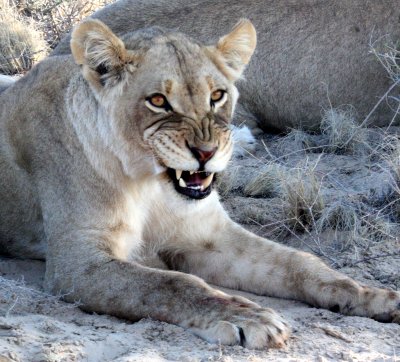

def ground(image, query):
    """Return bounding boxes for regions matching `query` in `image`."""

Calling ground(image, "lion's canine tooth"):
[179,178,187,188]
[202,173,214,189]
[190,171,194,175]
[175,169,182,180]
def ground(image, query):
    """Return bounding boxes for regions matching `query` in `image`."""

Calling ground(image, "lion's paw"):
[188,298,290,349]
[391,309,400,324]
[357,287,400,323]
[378,290,400,324]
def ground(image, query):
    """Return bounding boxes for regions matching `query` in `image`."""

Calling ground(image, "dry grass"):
[279,160,325,233]
[0,276,78,317]
[274,110,371,158]
[316,199,394,251]
[275,129,317,156]
[320,106,367,154]
[376,135,400,220]
[243,162,284,198]
[13,0,114,48]
[216,165,242,199]
[239,95,400,265]
[0,1,47,74]
[254,130,400,265]
[368,34,400,128]
[0,0,114,74]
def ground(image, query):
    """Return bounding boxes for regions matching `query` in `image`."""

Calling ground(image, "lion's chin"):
[166,168,216,200]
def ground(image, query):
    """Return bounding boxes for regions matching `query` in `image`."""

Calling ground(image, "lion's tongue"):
[178,171,214,190]
[186,172,203,186]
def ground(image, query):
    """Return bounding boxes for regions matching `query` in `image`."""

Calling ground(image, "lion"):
[0,19,399,350]
[52,0,400,131]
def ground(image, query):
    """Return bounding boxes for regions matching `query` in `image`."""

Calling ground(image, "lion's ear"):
[215,19,257,79]
[71,19,126,86]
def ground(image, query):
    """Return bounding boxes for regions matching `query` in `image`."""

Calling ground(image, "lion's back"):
[53,0,400,131]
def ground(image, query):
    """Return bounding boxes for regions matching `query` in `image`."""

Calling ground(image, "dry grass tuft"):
[317,200,360,237]
[279,160,325,232]
[243,162,284,198]
[316,199,393,252]
[0,2,47,74]
[216,164,242,198]
[276,129,317,155]
[377,135,400,220]
[320,106,367,154]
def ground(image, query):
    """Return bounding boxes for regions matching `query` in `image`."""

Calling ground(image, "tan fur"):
[52,0,400,131]
[0,20,399,349]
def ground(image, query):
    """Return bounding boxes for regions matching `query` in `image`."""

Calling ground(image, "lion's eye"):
[149,94,167,108]
[146,93,173,112]
[210,90,226,107]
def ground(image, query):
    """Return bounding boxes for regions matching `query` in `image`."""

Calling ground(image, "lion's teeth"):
[202,173,214,189]
[175,169,182,180]
[190,171,194,175]
[179,178,187,188]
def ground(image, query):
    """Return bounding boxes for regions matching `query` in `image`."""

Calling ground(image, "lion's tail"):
[0,74,16,94]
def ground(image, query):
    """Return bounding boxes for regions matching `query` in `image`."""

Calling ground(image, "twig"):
[5,296,19,318]
[316,325,352,343]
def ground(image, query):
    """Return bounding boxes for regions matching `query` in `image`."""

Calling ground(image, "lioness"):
[53,0,400,131]
[0,19,399,349]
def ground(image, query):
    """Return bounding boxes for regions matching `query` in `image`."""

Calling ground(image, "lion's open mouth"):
[166,168,216,199]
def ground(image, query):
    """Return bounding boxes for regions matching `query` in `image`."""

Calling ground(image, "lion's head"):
[70,19,256,199]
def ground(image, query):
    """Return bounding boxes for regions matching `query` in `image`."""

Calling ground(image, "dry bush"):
[320,106,367,154]
[0,0,114,75]
[0,1,47,74]
[13,0,114,48]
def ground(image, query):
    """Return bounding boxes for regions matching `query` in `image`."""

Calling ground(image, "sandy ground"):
[0,129,399,362]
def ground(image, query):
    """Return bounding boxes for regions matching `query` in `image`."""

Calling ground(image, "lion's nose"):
[190,146,217,167]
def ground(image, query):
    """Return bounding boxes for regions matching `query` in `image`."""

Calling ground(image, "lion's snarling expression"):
[70,20,256,199]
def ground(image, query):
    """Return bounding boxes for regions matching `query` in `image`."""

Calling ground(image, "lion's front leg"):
[165,207,400,324]
[45,229,289,350]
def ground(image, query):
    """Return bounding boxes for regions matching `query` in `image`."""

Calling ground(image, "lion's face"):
[71,20,256,199]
